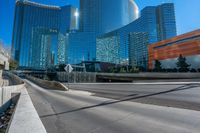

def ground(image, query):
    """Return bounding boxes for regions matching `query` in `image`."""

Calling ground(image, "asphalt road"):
[66,83,200,111]
[25,80,200,133]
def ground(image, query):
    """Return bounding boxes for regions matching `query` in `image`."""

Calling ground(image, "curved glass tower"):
[80,0,139,34]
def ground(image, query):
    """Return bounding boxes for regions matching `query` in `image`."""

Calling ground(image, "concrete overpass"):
[15,70,200,82]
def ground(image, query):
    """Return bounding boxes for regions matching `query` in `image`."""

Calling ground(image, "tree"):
[58,64,66,71]
[130,67,139,73]
[176,54,190,72]
[154,60,162,72]
[9,59,18,70]
[119,68,126,73]
[190,68,197,73]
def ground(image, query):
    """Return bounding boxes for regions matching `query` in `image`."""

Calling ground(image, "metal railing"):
[57,72,96,83]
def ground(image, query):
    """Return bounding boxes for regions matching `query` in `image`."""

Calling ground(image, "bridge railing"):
[57,72,96,83]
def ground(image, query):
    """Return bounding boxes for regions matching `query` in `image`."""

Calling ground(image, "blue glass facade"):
[79,0,139,35]
[12,0,77,69]
[96,3,177,66]
[96,32,120,64]
[129,32,148,69]
[67,32,96,64]
[65,0,139,65]
[12,0,177,70]
[156,3,177,41]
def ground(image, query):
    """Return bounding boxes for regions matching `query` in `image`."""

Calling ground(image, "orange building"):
[148,29,200,70]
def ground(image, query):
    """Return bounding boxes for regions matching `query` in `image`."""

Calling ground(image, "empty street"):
[25,80,200,133]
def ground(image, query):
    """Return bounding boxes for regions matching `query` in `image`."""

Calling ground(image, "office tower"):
[96,3,177,66]
[65,0,139,65]
[138,3,177,43]
[96,6,158,65]
[12,0,78,69]
[129,32,148,69]
[140,6,158,44]
[96,32,120,64]
[156,3,177,41]
[67,32,96,64]
[79,0,139,35]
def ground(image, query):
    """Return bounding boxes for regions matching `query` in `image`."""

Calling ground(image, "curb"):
[7,87,47,133]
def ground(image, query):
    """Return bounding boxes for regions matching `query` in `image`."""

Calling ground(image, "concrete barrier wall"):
[0,70,2,86]
[0,84,25,106]
[8,88,47,133]
[57,72,96,83]
[0,70,2,79]
[26,76,68,91]
[97,72,200,79]
[0,53,9,70]
[0,72,25,111]
[57,72,200,82]
[0,72,46,133]
[3,71,24,85]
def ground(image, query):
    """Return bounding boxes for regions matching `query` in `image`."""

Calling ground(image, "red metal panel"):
[148,30,200,69]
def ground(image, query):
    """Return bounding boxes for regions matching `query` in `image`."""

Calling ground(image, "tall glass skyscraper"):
[96,3,177,67]
[67,32,96,64]
[129,32,148,69]
[12,0,78,70]
[156,3,177,41]
[96,32,120,64]
[79,0,139,35]
[66,0,139,65]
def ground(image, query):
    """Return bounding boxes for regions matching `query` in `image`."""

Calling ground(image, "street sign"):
[65,64,73,73]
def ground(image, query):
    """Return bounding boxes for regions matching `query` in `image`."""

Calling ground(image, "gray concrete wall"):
[0,72,25,111]
[97,72,200,80]
[26,76,68,91]
[0,72,46,133]
[0,53,9,70]
[57,72,96,83]
[58,72,200,82]
[3,71,24,85]
[0,70,2,86]
[0,84,25,107]
[0,70,2,78]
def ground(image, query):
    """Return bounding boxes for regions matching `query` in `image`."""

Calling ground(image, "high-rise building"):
[129,32,148,69]
[67,32,96,64]
[96,3,177,67]
[66,0,139,65]
[156,3,177,41]
[12,0,78,70]
[79,0,139,35]
[96,32,120,64]
[140,6,158,44]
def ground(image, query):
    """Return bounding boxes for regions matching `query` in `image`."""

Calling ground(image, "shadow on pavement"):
[40,83,200,118]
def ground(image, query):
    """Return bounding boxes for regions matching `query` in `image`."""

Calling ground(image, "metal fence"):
[57,72,96,83]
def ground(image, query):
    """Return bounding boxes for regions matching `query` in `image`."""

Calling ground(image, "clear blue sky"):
[0,0,200,46]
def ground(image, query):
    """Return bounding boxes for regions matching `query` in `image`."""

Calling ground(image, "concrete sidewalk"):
[0,72,47,133]
[8,87,47,133]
